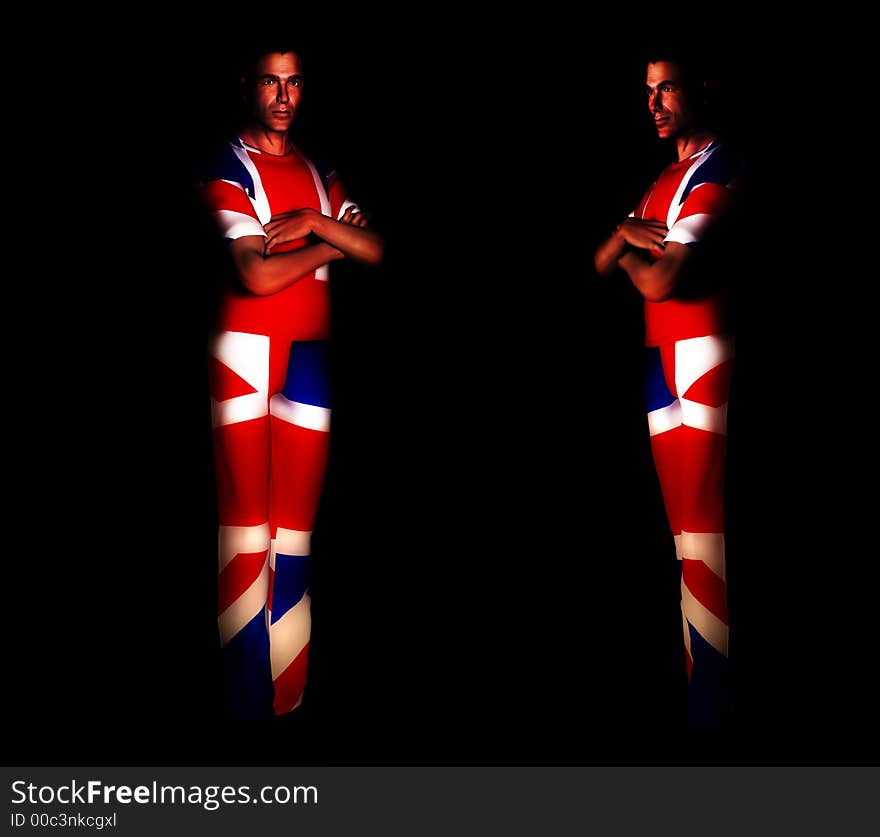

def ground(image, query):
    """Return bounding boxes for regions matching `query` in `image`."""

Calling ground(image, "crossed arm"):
[593,217,692,303]
[230,205,385,296]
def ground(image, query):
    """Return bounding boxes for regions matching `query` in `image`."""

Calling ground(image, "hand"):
[339,205,369,227]
[264,208,318,253]
[615,218,668,251]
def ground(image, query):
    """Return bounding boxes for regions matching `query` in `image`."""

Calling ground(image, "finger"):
[340,207,355,222]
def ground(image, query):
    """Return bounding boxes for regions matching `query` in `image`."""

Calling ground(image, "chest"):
[251,154,325,215]
[640,161,694,224]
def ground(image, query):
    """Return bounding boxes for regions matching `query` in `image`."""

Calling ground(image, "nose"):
[276,83,289,104]
[649,90,663,112]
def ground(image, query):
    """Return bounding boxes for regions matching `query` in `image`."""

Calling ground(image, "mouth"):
[272,110,292,118]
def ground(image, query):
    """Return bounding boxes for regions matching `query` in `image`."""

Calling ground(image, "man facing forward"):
[200,45,383,719]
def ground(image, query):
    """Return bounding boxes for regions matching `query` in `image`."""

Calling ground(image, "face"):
[247,51,304,134]
[645,61,698,140]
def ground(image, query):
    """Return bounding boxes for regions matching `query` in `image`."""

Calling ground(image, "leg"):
[209,330,276,719]
[671,335,735,728]
[645,347,692,673]
[645,345,684,543]
[268,340,332,715]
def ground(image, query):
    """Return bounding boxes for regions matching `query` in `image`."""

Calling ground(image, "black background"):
[5,14,876,766]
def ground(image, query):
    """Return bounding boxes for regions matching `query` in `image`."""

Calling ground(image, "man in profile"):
[594,49,742,728]
[199,43,383,719]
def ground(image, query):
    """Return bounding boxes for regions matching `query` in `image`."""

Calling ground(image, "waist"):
[644,289,729,346]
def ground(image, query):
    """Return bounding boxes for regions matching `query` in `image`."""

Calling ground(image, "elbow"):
[356,237,385,267]
[242,282,272,297]
[238,265,273,296]
[593,246,618,278]
[641,277,676,302]
[369,239,385,266]
[364,230,386,265]
[234,248,277,296]
[639,261,683,302]
[594,256,614,278]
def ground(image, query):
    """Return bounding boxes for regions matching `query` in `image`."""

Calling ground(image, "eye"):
[261,78,277,86]
[288,78,302,88]
[661,84,675,93]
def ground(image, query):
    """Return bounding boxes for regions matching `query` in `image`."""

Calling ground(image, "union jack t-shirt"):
[631,138,743,346]
[200,137,358,340]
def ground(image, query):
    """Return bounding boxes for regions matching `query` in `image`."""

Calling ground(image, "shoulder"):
[198,138,255,191]
[298,149,337,187]
[692,139,745,188]
[311,156,337,181]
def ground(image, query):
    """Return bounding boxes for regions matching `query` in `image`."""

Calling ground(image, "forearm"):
[618,250,676,302]
[594,229,628,276]
[238,241,344,296]
[312,214,384,265]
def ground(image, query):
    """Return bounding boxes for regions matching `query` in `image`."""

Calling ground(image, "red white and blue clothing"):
[200,137,358,718]
[634,138,742,727]
[631,138,739,346]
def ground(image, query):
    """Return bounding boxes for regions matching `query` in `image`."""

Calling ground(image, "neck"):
[239,126,292,156]
[675,128,715,161]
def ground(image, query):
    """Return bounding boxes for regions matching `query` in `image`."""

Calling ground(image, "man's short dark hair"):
[644,44,712,92]
[239,42,309,84]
